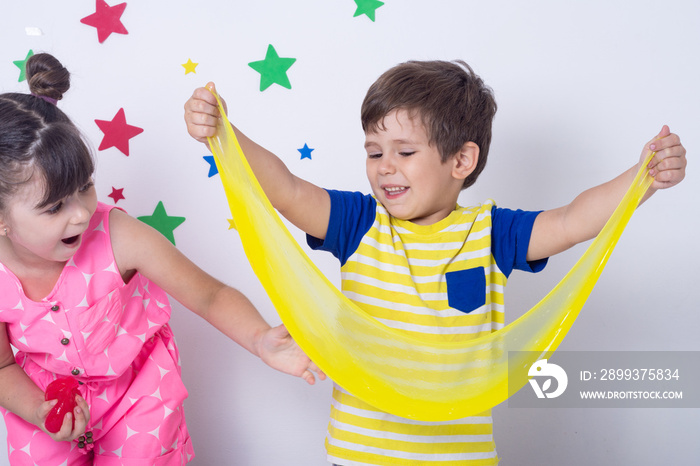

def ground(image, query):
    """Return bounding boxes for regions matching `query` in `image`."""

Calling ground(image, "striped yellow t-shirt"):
[308,190,545,466]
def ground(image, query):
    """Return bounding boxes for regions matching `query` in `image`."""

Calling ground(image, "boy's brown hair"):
[361,60,497,189]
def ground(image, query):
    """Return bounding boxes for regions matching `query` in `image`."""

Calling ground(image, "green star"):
[13,50,34,82]
[248,44,296,91]
[353,0,384,21]
[137,201,186,245]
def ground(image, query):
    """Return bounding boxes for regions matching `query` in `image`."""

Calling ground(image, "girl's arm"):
[109,208,322,384]
[0,323,90,441]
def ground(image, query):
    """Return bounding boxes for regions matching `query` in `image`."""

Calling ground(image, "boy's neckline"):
[389,204,463,234]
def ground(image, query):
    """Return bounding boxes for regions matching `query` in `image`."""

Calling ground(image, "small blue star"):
[204,155,218,177]
[298,143,314,160]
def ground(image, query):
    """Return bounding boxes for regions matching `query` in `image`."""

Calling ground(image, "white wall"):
[1,1,698,464]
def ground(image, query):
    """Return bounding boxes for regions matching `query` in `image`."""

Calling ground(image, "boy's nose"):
[378,155,396,174]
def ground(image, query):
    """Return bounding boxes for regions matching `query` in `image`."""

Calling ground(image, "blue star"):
[298,143,314,160]
[203,155,218,177]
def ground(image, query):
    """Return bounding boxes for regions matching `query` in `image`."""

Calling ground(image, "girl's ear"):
[452,141,479,181]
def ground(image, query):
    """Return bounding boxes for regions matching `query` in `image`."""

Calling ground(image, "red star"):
[108,187,125,204]
[80,0,128,44]
[95,108,143,156]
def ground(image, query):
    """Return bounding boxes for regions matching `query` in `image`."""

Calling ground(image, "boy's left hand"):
[643,125,687,190]
[257,324,326,385]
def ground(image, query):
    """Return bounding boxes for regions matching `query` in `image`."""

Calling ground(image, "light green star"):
[353,0,385,21]
[248,44,296,91]
[137,201,186,245]
[13,50,34,82]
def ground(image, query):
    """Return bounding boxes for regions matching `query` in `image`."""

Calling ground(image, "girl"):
[0,53,322,465]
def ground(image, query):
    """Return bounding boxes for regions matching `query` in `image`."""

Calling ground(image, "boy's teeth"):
[385,187,406,193]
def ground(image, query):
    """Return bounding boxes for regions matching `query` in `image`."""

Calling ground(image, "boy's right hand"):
[184,81,332,239]
[184,82,228,146]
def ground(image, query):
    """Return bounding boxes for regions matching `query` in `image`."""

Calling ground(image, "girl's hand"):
[36,395,90,442]
[641,125,687,190]
[257,324,326,385]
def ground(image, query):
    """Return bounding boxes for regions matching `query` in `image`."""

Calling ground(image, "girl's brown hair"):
[0,53,94,211]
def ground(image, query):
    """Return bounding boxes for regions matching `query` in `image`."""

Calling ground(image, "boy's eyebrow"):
[392,138,417,145]
[364,138,419,149]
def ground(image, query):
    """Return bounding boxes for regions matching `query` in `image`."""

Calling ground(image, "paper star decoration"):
[108,187,125,203]
[80,0,128,43]
[182,59,198,74]
[298,143,314,160]
[227,219,237,231]
[137,201,186,245]
[95,108,144,156]
[203,155,219,177]
[13,50,34,82]
[248,45,296,91]
[353,0,384,21]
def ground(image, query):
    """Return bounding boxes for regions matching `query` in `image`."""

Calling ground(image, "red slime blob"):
[44,377,80,434]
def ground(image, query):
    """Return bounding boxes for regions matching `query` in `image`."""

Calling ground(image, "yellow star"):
[227,218,237,231]
[182,58,198,74]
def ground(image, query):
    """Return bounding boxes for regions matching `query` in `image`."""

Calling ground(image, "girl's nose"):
[70,199,91,224]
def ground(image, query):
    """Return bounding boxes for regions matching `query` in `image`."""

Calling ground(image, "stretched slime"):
[207,90,654,421]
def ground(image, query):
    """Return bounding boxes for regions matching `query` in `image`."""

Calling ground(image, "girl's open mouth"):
[62,235,80,245]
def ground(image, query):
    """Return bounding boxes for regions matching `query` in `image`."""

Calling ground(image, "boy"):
[184,60,686,465]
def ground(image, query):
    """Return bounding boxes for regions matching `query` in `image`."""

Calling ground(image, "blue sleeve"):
[491,206,547,277]
[306,189,376,266]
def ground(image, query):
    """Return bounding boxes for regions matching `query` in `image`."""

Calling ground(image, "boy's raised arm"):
[527,125,687,261]
[184,83,331,240]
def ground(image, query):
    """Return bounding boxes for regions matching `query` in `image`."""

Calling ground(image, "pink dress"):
[0,203,194,465]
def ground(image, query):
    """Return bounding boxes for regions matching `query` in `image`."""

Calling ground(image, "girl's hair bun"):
[26,53,70,102]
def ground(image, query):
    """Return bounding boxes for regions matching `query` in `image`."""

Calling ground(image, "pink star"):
[80,0,128,44]
[95,108,143,156]
[108,187,125,204]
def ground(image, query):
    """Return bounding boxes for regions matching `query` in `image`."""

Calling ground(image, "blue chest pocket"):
[446,267,486,314]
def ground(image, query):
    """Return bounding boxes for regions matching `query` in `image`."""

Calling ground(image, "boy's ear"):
[451,141,479,180]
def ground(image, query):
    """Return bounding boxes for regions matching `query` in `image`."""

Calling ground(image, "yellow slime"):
[207,92,654,421]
